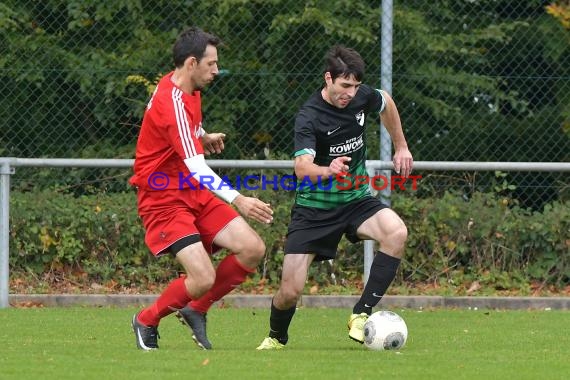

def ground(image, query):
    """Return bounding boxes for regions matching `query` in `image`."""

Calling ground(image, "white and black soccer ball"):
[363,310,408,351]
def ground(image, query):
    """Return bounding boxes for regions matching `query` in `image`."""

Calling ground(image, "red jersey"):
[130,72,204,190]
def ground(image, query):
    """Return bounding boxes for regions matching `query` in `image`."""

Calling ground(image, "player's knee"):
[280,284,303,304]
[390,223,408,251]
[274,289,299,309]
[193,280,215,298]
[184,270,215,298]
[240,233,266,264]
[252,236,266,260]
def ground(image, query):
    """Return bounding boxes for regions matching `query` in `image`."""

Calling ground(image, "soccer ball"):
[363,310,408,351]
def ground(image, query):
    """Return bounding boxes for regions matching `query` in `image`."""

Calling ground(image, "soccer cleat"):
[347,313,369,344]
[132,313,160,350]
[256,337,285,350]
[175,306,212,350]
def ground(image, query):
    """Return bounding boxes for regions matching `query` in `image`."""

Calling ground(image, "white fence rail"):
[1,157,569,308]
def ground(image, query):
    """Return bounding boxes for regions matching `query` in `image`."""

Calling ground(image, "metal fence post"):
[380,0,394,207]
[363,0,394,285]
[0,160,14,308]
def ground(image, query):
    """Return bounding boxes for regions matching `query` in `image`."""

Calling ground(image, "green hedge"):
[395,192,569,292]
[8,189,569,292]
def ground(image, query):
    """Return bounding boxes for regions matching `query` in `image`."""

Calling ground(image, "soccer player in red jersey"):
[129,27,273,350]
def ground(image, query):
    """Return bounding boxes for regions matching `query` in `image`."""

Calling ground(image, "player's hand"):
[328,156,351,174]
[202,133,226,155]
[232,195,273,224]
[393,148,413,178]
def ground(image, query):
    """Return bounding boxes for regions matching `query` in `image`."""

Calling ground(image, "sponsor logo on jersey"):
[329,134,364,155]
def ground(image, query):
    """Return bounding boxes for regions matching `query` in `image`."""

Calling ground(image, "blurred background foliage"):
[1,0,569,208]
[2,0,568,161]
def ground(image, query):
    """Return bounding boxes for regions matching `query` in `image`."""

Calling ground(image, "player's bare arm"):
[201,132,226,155]
[379,91,413,178]
[294,154,351,183]
[232,195,273,224]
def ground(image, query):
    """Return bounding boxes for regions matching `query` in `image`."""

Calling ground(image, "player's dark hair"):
[324,45,365,82]
[173,27,221,68]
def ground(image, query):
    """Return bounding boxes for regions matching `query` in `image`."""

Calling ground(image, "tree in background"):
[1,0,568,205]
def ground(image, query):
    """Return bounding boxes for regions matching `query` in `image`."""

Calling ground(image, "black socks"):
[353,251,401,315]
[268,301,296,345]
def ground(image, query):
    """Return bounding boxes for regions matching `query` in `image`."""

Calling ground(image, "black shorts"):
[284,196,389,261]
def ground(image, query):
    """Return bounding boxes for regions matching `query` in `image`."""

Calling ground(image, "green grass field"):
[1,306,568,380]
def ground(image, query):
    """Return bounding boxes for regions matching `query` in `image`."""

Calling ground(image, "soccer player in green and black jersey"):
[257,45,414,350]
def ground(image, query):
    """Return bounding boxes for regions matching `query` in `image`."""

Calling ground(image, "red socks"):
[137,254,254,326]
[189,254,255,313]
[138,276,191,326]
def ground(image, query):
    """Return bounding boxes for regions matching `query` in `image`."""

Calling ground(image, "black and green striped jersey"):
[293,84,386,209]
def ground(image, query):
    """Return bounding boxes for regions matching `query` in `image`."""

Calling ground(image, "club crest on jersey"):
[355,110,365,126]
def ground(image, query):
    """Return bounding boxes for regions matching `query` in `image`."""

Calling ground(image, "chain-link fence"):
[1,1,569,208]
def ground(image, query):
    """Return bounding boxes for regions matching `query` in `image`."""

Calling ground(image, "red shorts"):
[136,187,240,256]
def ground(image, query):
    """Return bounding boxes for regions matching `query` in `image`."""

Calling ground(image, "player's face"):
[324,73,361,109]
[192,44,219,90]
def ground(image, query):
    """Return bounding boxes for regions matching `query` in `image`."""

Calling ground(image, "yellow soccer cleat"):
[347,313,369,343]
[256,337,285,350]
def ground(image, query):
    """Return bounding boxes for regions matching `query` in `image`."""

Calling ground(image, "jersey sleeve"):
[293,109,317,157]
[364,85,387,114]
[164,89,204,160]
